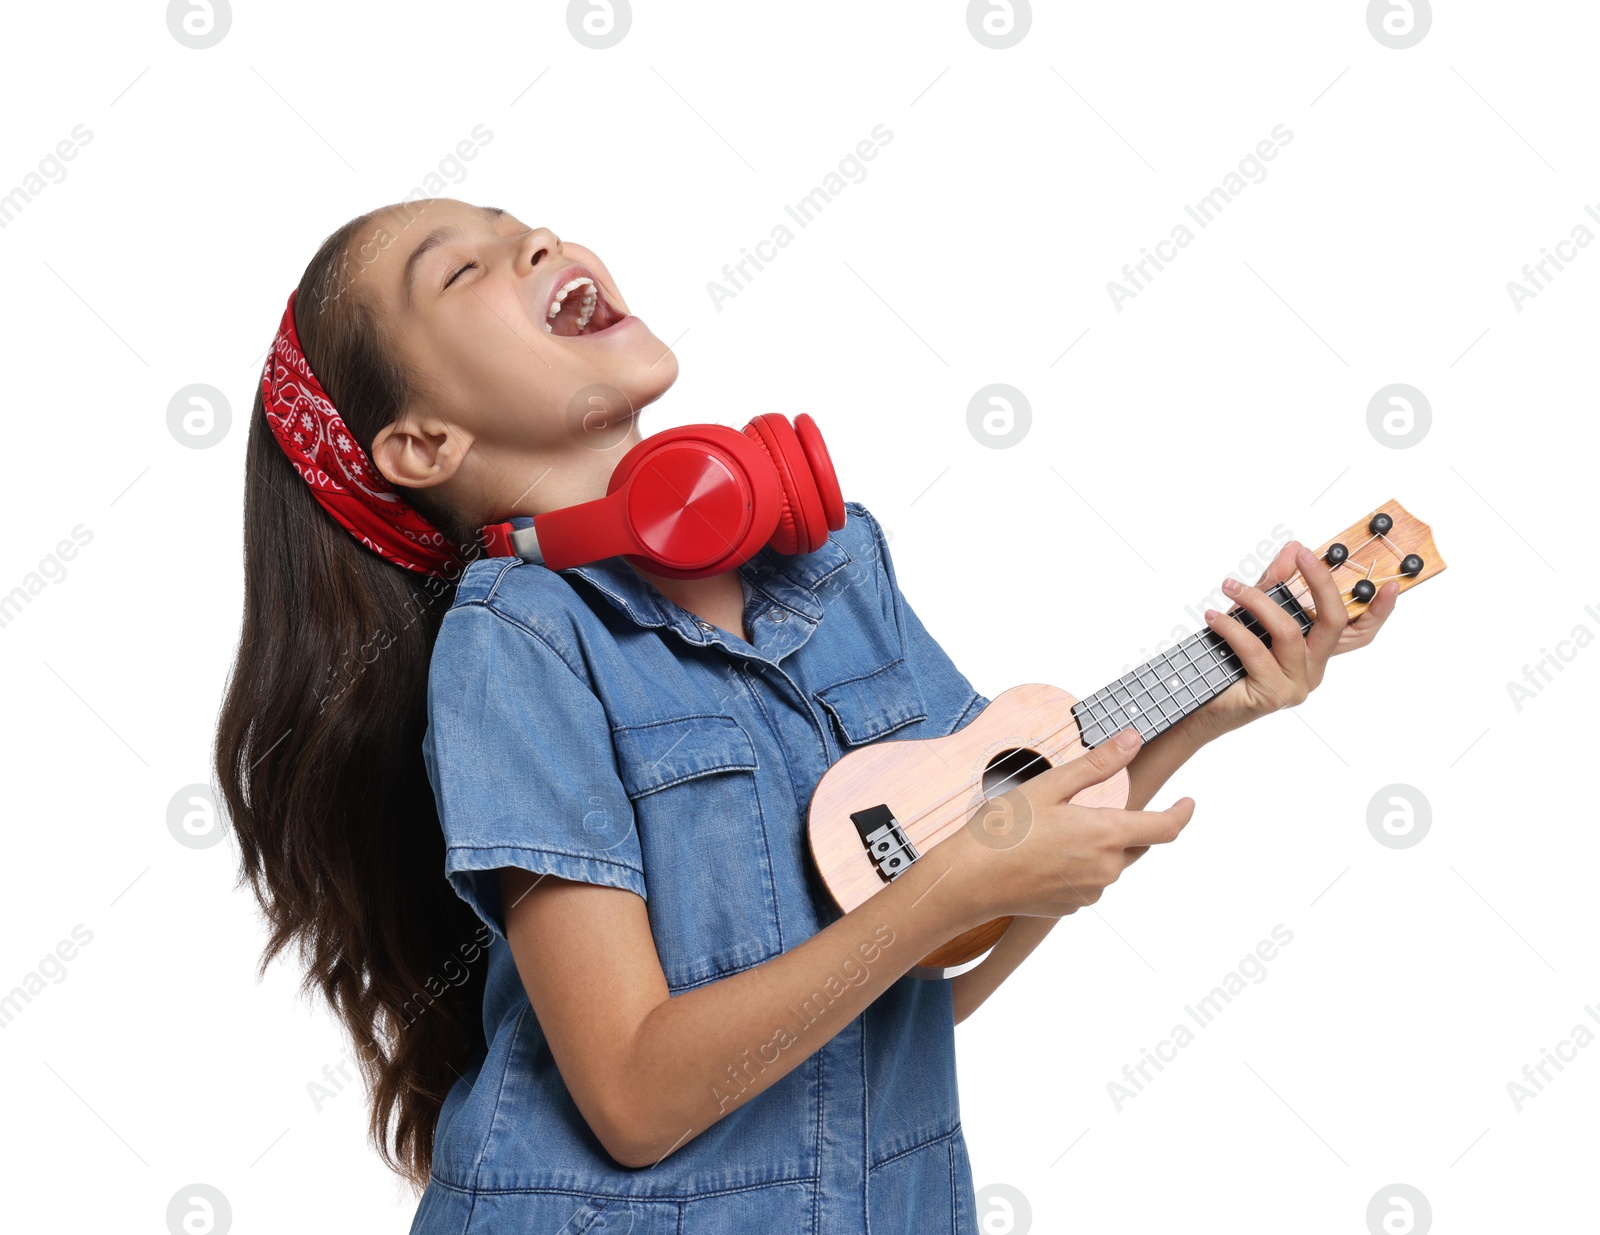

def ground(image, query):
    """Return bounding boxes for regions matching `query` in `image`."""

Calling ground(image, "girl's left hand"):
[1188,539,1399,741]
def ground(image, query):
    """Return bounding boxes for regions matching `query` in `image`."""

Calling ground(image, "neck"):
[1071,580,1315,749]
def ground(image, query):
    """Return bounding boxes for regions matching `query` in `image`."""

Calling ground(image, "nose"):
[521,228,560,272]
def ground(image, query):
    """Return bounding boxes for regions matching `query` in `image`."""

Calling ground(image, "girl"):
[214,197,1397,1234]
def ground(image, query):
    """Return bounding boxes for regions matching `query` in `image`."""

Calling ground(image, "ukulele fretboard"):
[1071,583,1313,749]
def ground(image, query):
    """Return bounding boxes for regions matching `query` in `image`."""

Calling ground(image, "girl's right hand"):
[949,728,1194,921]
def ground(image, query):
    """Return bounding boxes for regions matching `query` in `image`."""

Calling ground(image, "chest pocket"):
[816,656,928,749]
[612,713,783,992]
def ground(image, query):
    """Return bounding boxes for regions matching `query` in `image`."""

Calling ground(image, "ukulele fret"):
[1072,583,1311,750]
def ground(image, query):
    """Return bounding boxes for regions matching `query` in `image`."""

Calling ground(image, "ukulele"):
[807,500,1446,978]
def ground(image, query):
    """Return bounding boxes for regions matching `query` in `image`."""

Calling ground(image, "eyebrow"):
[402,205,508,306]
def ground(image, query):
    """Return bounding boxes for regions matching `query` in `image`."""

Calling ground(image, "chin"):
[609,337,680,405]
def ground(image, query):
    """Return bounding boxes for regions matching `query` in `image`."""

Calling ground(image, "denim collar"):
[542,529,853,648]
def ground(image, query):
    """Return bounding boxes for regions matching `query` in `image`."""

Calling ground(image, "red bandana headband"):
[260,289,469,580]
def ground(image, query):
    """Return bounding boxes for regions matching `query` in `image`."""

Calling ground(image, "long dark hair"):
[213,207,492,1190]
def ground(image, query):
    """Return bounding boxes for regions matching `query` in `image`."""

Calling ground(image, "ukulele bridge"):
[850,803,920,882]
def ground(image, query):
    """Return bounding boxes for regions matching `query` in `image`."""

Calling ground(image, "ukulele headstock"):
[1293,499,1446,621]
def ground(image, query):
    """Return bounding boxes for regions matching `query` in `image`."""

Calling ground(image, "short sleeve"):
[422,601,645,943]
[851,502,992,729]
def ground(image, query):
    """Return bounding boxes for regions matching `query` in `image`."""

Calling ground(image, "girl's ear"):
[370,415,470,491]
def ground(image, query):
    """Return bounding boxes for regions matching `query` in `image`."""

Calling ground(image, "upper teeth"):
[545,276,599,333]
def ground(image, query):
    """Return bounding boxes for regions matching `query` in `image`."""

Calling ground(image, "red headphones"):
[479,413,846,580]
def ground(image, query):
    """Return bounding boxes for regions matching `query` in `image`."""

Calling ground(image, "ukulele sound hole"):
[981,748,1051,797]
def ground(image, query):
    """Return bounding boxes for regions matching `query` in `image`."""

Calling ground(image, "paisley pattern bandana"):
[260,289,468,579]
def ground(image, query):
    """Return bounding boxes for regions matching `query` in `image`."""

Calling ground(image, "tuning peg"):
[1369,512,1394,535]
[1351,579,1377,604]
[1324,542,1349,566]
[1400,553,1424,577]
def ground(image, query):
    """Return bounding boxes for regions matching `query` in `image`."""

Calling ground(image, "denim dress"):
[410,500,992,1234]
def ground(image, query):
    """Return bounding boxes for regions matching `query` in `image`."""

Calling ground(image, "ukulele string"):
[893,544,1412,845]
[899,725,1096,848]
[895,583,1302,845]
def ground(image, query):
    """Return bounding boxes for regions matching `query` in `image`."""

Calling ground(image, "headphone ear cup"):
[583,424,779,576]
[744,414,829,555]
[793,412,845,532]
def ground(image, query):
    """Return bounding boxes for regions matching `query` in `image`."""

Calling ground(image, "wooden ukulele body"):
[807,683,1128,978]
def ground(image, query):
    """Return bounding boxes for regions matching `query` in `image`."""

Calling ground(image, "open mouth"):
[543,269,628,338]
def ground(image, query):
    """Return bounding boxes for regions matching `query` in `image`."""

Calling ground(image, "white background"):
[1,2,1594,1232]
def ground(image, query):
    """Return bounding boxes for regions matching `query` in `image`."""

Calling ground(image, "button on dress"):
[410,500,993,1234]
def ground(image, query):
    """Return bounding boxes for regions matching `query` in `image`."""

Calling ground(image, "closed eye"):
[444,260,479,289]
